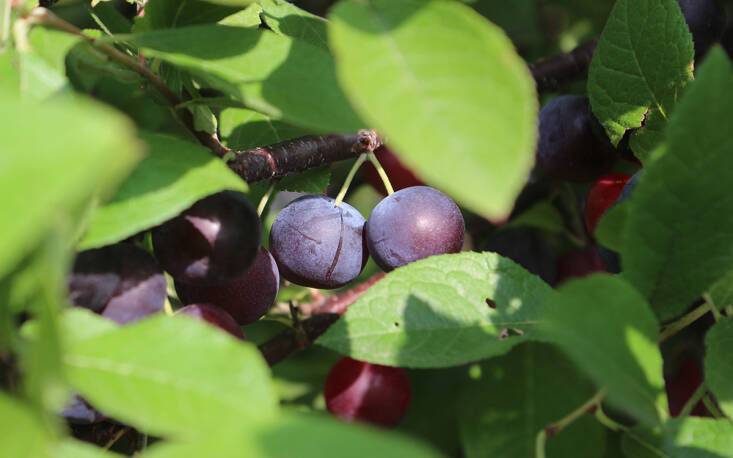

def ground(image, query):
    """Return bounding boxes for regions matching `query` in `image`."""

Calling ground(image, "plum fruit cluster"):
[270,186,465,288]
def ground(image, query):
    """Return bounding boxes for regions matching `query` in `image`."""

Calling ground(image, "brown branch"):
[228,129,381,183]
[258,273,385,366]
[529,39,598,93]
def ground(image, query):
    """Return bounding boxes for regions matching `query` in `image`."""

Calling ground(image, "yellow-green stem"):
[333,153,367,207]
[367,152,395,195]
[163,299,174,317]
[535,389,606,458]
[257,181,277,216]
[678,383,707,418]
[659,302,711,343]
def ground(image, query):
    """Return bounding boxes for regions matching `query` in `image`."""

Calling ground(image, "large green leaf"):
[0,90,141,280]
[622,418,733,458]
[64,314,277,438]
[317,252,553,368]
[0,393,53,458]
[703,319,733,419]
[80,132,247,249]
[328,0,537,220]
[709,268,733,309]
[620,49,733,320]
[140,0,244,30]
[259,0,329,50]
[122,25,363,132]
[539,275,667,425]
[141,412,441,458]
[587,0,693,156]
[459,343,607,458]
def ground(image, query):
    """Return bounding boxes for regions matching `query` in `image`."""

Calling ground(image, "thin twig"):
[658,302,711,343]
[536,390,606,458]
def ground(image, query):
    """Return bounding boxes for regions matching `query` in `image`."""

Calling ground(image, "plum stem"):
[678,382,708,418]
[367,152,395,195]
[658,302,711,342]
[333,153,368,207]
[536,389,606,457]
[257,181,278,216]
[163,299,174,317]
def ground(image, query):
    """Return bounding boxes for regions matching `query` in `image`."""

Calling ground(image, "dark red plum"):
[584,173,632,236]
[676,0,726,59]
[666,359,710,417]
[324,357,411,428]
[175,303,245,340]
[483,228,556,285]
[176,247,279,325]
[269,195,368,289]
[596,171,643,273]
[68,243,166,324]
[537,95,618,182]
[556,246,606,285]
[365,186,464,272]
[153,191,261,286]
[362,145,423,194]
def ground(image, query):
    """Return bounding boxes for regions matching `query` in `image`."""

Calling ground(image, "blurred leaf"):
[0,50,20,93]
[539,275,667,425]
[141,411,441,458]
[622,418,733,457]
[219,3,263,27]
[0,393,53,458]
[709,268,733,309]
[318,252,554,368]
[588,0,693,156]
[328,0,537,220]
[462,0,538,49]
[620,50,733,320]
[276,166,330,194]
[65,315,277,438]
[703,319,733,418]
[398,367,466,455]
[124,25,364,132]
[259,0,329,50]
[459,343,607,458]
[19,27,79,100]
[142,0,244,29]
[89,2,133,34]
[22,308,119,348]
[52,439,126,458]
[0,88,141,281]
[80,132,247,249]
[505,200,565,234]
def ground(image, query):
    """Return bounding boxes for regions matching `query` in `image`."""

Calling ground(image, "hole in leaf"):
[485,298,496,309]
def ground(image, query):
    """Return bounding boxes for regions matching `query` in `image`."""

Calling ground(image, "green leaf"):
[22,308,119,347]
[52,439,126,458]
[124,25,364,132]
[64,314,277,438]
[80,132,247,249]
[328,0,537,220]
[142,411,441,458]
[709,268,733,309]
[219,3,263,27]
[0,90,141,282]
[0,393,53,458]
[539,275,666,425]
[142,0,244,29]
[459,343,607,458]
[259,0,329,50]
[703,319,733,419]
[622,418,733,458]
[587,0,693,152]
[19,28,79,100]
[317,252,553,368]
[620,49,733,320]
[504,200,566,234]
